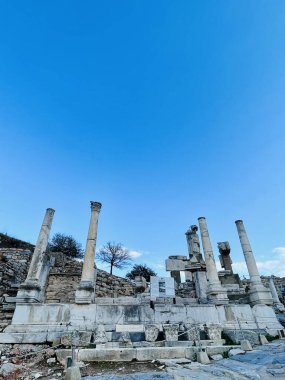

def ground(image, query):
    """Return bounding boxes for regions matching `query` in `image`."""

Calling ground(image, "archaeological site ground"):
[0,202,285,379]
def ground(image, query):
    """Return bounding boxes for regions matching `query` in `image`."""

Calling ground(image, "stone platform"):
[56,344,239,364]
[0,299,283,344]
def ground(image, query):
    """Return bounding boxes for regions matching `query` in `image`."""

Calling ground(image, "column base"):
[16,280,42,303]
[75,280,95,304]
[249,285,273,306]
[206,283,229,305]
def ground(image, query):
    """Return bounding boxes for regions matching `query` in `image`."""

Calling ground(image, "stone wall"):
[0,249,135,331]
[0,248,32,331]
[45,253,135,303]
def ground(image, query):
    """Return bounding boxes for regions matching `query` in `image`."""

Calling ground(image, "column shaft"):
[235,220,261,285]
[235,220,273,305]
[26,208,55,281]
[198,217,228,304]
[76,201,102,304]
[17,208,55,302]
[198,217,220,284]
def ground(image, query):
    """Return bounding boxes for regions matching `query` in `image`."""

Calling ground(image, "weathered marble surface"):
[235,220,273,306]
[16,208,55,303]
[184,323,200,341]
[204,324,223,341]
[76,201,101,304]
[93,325,108,344]
[163,324,179,342]
[1,302,283,344]
[198,217,229,305]
[145,325,159,342]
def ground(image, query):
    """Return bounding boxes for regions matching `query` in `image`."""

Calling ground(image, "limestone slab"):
[136,347,186,361]
[79,348,136,361]
[116,324,144,332]
[0,332,47,344]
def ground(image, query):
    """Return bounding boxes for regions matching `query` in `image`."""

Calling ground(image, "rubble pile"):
[0,343,63,379]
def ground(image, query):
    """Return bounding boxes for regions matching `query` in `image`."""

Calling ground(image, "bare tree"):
[96,242,132,275]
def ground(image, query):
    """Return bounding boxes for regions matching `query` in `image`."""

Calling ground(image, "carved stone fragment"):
[163,324,179,341]
[93,324,108,344]
[204,324,223,341]
[144,324,159,342]
[184,323,200,341]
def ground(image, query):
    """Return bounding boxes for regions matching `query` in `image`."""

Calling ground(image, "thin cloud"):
[231,247,285,278]
[129,250,142,258]
[273,247,285,256]
[153,263,165,269]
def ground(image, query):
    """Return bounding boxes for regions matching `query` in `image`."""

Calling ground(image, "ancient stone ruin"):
[0,201,284,365]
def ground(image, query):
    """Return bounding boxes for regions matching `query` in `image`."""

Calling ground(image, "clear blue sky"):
[1,1,285,277]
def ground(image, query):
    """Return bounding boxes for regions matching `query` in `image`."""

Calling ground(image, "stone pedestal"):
[184,324,200,341]
[76,201,102,304]
[204,324,223,341]
[145,325,159,342]
[163,324,179,341]
[16,208,55,303]
[93,325,108,344]
[235,220,273,306]
[198,217,229,305]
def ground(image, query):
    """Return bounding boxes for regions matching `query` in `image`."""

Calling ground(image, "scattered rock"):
[259,335,269,345]
[47,357,56,364]
[240,339,252,351]
[228,348,245,357]
[0,362,20,376]
[210,354,223,361]
[46,348,55,357]
[197,351,210,364]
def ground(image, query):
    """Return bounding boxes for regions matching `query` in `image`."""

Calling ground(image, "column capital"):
[46,208,55,215]
[185,225,198,236]
[90,201,102,212]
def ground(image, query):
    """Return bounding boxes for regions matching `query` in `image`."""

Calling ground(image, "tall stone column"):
[75,201,102,304]
[198,217,228,304]
[17,208,55,303]
[235,220,273,305]
[269,277,284,310]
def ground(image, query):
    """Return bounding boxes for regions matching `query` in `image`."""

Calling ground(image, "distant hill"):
[0,233,35,251]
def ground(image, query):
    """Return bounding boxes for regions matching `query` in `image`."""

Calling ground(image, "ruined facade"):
[0,246,135,332]
[0,202,284,363]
